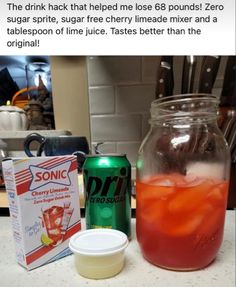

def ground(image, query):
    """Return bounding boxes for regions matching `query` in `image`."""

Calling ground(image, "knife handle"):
[227,120,236,152]
[232,145,236,163]
[221,115,236,139]
[155,58,174,99]
[220,108,236,137]
[198,56,221,93]
[220,56,236,107]
[181,56,196,94]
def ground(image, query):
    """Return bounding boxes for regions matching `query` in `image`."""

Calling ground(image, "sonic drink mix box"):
[2,155,81,270]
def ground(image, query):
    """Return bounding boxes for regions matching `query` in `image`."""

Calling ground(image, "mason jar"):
[136,94,230,271]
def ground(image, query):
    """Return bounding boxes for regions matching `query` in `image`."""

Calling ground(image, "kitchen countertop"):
[0,212,235,287]
[0,189,8,208]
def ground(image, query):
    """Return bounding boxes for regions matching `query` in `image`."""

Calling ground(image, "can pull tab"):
[94,142,104,154]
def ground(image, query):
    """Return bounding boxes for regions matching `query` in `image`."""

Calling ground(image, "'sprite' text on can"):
[83,154,131,238]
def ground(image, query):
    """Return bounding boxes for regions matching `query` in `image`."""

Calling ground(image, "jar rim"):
[151,94,219,108]
[150,93,219,123]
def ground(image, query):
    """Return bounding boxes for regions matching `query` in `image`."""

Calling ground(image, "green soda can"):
[83,154,131,238]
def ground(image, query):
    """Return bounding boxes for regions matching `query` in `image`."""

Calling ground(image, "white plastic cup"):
[69,229,129,279]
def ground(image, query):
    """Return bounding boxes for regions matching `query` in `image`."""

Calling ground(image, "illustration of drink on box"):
[40,203,74,246]
[2,155,81,270]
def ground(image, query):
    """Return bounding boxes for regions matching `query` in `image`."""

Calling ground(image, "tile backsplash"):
[87,56,227,166]
[0,56,228,168]
[87,56,158,166]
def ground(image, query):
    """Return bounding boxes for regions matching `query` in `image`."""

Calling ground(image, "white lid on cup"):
[69,229,129,256]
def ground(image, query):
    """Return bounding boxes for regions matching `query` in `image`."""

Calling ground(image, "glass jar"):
[136,94,230,271]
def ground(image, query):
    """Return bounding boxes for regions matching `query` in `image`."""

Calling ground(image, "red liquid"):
[136,174,228,270]
[43,206,64,245]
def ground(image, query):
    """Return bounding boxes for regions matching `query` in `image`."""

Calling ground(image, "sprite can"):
[83,154,131,238]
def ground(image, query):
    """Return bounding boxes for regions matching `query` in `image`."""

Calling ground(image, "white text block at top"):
[0,0,235,55]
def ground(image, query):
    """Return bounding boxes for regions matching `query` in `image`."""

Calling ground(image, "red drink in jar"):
[136,173,229,270]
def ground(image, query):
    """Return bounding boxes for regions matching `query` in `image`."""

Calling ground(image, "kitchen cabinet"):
[50,56,91,142]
